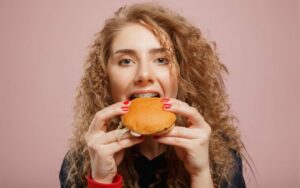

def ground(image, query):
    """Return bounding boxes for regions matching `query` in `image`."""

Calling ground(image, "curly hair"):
[64,3,248,188]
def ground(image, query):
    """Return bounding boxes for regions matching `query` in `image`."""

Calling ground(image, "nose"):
[133,63,155,86]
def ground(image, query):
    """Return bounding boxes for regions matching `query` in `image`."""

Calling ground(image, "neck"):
[138,136,167,160]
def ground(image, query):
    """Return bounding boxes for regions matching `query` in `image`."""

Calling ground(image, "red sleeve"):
[86,174,123,188]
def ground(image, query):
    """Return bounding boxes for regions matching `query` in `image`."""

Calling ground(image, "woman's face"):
[107,23,178,102]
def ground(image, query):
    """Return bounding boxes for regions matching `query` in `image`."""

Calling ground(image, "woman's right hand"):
[85,100,144,183]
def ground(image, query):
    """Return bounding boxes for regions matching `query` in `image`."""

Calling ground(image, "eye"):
[118,58,134,66]
[154,57,169,65]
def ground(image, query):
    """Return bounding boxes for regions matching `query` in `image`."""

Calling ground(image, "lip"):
[127,90,162,100]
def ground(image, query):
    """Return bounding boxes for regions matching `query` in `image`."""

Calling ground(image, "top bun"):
[121,98,176,135]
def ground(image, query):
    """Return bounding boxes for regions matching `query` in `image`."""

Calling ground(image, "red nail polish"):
[121,106,129,111]
[123,100,130,105]
[163,104,172,109]
[153,136,160,139]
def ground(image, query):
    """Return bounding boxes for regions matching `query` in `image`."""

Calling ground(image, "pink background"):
[0,0,298,187]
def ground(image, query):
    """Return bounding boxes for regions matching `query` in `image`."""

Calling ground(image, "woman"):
[60,3,248,188]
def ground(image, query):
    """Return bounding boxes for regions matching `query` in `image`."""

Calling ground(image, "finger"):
[160,126,201,139]
[89,101,131,133]
[87,128,136,145]
[154,136,192,149]
[108,137,144,153]
[101,129,135,144]
[162,98,207,128]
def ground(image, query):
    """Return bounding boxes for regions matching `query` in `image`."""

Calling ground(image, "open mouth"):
[129,92,160,100]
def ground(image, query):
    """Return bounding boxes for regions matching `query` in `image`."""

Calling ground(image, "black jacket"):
[59,151,246,188]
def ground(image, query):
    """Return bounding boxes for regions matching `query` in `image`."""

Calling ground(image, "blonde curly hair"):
[63,3,248,188]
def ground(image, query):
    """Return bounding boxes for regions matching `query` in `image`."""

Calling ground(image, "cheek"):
[156,68,178,97]
[108,69,133,102]
[168,66,179,97]
[169,76,179,97]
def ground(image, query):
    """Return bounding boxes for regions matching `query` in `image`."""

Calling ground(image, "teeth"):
[131,93,159,100]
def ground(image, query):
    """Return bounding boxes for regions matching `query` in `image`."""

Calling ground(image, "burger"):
[121,97,176,136]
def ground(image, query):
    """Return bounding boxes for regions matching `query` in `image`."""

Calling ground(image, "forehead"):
[111,23,162,53]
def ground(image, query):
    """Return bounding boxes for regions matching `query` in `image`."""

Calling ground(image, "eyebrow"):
[112,47,168,56]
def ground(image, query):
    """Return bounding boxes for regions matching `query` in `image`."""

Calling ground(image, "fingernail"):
[121,106,129,111]
[163,104,172,109]
[123,100,130,105]
[138,135,144,139]
[153,136,160,139]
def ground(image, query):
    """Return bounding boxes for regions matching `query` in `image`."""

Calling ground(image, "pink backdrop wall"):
[0,0,298,187]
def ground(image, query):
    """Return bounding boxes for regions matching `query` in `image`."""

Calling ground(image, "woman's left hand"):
[155,98,212,178]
